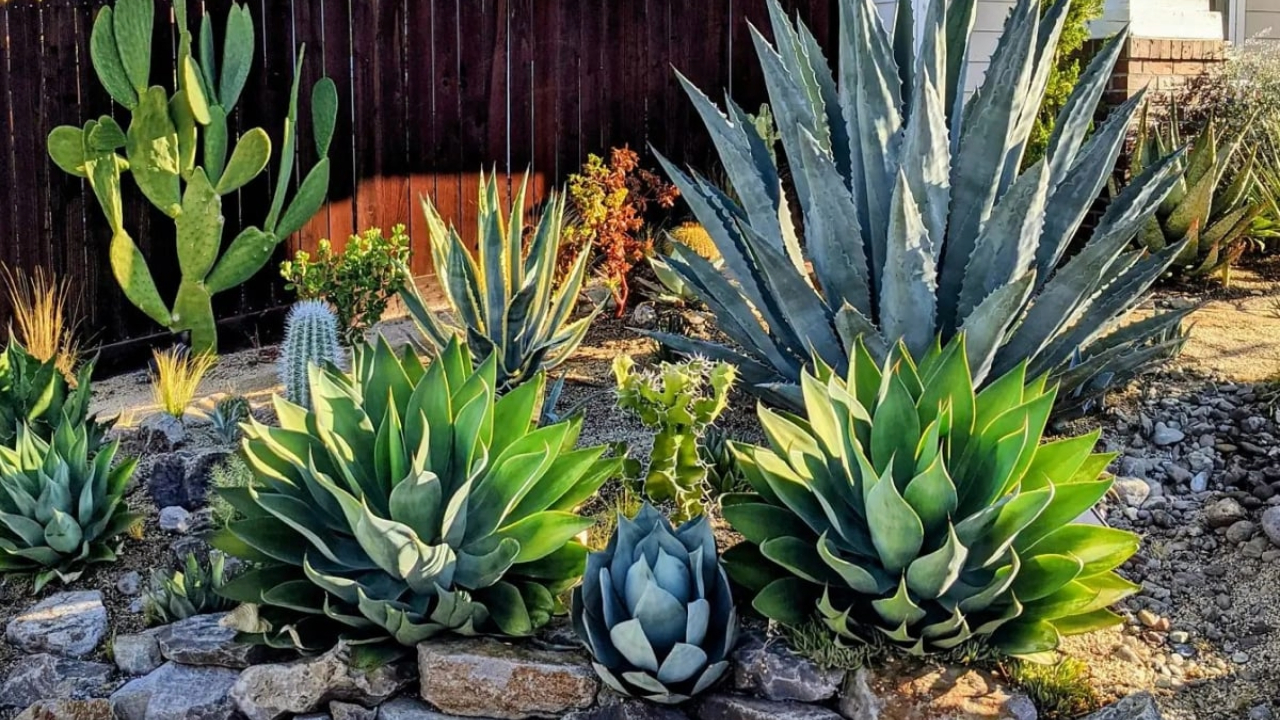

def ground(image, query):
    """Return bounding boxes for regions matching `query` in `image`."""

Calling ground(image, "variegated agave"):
[722,334,1140,657]
[400,171,599,389]
[0,419,139,591]
[572,504,738,703]
[213,337,622,650]
[651,0,1192,416]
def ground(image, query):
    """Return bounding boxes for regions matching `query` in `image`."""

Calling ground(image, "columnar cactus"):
[279,301,343,409]
[46,0,338,353]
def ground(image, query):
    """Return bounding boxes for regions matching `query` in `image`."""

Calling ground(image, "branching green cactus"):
[613,356,736,521]
[47,0,338,354]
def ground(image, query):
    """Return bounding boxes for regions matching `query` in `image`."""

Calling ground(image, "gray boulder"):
[5,591,108,658]
[109,662,239,720]
[154,612,270,668]
[1080,693,1161,720]
[230,642,412,720]
[113,629,165,676]
[731,631,843,702]
[0,653,117,708]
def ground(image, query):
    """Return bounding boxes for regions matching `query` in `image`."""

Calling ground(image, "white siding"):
[873,0,1015,91]
[1244,5,1280,40]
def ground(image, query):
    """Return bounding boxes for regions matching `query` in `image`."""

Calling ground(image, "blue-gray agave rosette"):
[572,504,738,703]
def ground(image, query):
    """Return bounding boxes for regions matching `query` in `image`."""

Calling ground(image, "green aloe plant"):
[143,551,238,625]
[212,337,622,653]
[651,0,1191,417]
[1131,103,1263,283]
[572,503,738,704]
[722,334,1140,658]
[399,171,600,389]
[0,340,108,448]
[0,420,140,591]
[46,0,337,354]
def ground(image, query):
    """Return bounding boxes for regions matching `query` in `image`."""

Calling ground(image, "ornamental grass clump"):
[722,334,1140,658]
[213,337,623,655]
[572,503,738,704]
[0,420,139,591]
[652,0,1191,417]
[150,346,217,420]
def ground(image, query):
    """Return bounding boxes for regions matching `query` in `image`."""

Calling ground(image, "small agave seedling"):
[208,395,251,444]
[142,551,237,625]
[614,356,736,521]
[46,0,337,353]
[723,334,1140,658]
[572,503,738,703]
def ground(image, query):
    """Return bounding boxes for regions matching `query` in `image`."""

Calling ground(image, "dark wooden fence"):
[0,0,836,364]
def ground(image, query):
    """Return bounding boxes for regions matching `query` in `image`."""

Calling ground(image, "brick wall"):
[1103,37,1226,105]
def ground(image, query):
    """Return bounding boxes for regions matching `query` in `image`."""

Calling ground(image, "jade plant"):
[614,356,736,522]
[722,334,1140,658]
[213,337,622,654]
[46,0,337,353]
[572,503,738,703]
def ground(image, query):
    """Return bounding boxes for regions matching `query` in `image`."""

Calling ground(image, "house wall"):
[1243,0,1280,41]
[874,0,1015,91]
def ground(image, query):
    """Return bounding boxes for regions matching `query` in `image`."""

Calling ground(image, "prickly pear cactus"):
[279,301,343,409]
[47,0,338,354]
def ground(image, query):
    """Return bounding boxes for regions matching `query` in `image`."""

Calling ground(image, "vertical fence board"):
[0,0,836,358]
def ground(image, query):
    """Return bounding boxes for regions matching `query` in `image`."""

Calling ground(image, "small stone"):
[109,662,238,720]
[1190,472,1209,493]
[376,698,475,720]
[115,571,142,596]
[231,642,412,720]
[158,506,193,533]
[564,698,688,720]
[154,612,270,668]
[0,654,117,709]
[1116,646,1141,664]
[1226,520,1257,544]
[1152,422,1185,446]
[328,700,379,720]
[5,591,108,658]
[1261,506,1280,546]
[731,631,844,702]
[1232,652,1250,664]
[838,666,1036,720]
[14,699,113,720]
[699,694,843,720]
[1248,704,1274,720]
[1137,609,1161,628]
[417,636,597,719]
[1079,693,1161,720]
[631,303,658,328]
[113,630,164,676]
[1203,498,1247,528]
[1112,477,1152,507]
[1168,631,1190,644]
[140,413,187,450]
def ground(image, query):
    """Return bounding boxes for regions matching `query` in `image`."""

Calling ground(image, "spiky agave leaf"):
[212,336,623,651]
[399,171,601,390]
[572,504,738,703]
[720,333,1139,657]
[650,0,1189,415]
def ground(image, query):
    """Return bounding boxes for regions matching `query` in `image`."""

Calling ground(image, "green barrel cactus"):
[614,356,736,522]
[0,420,140,591]
[47,0,338,354]
[212,337,623,652]
[722,334,1140,658]
[572,503,738,704]
[279,300,344,409]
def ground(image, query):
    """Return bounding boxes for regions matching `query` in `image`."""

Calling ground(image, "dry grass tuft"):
[3,265,82,383]
[151,347,218,419]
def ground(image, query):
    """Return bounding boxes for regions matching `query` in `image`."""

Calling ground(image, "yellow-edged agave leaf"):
[721,332,1138,657]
